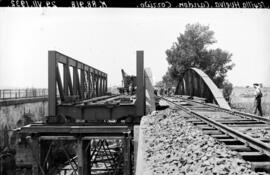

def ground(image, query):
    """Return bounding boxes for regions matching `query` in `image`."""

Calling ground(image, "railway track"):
[159,95,270,174]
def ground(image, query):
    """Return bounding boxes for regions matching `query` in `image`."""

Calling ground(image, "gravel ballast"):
[138,108,268,175]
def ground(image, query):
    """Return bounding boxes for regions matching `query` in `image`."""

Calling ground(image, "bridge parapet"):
[0,88,47,100]
[175,67,231,110]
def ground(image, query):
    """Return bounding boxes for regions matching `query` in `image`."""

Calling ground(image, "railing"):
[0,88,48,100]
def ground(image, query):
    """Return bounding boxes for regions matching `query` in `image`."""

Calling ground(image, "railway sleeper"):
[239,152,270,161]
[217,138,241,143]
[260,139,270,143]
[212,117,242,120]
[190,121,207,125]
[202,130,223,135]
[227,145,253,152]
[218,139,244,145]
[217,120,263,124]
[196,125,215,130]
[210,134,231,139]
[251,161,270,173]
[228,124,269,128]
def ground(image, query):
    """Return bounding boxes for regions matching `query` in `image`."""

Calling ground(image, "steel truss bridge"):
[17,50,270,175]
[19,51,146,175]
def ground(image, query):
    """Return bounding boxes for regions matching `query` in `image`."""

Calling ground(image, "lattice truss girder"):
[49,51,107,104]
[27,136,132,175]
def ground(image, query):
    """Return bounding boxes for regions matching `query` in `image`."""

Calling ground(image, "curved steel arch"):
[175,67,231,110]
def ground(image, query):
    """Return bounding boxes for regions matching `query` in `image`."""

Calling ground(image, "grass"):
[230,86,270,117]
[231,101,270,116]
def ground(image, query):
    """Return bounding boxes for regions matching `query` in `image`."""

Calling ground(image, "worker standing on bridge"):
[129,83,133,95]
[253,83,263,116]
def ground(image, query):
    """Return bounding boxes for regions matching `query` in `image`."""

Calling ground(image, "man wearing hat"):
[253,83,263,116]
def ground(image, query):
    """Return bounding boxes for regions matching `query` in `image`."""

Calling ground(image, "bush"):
[222,80,233,104]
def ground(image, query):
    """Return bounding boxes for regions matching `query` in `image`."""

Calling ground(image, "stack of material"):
[137,109,268,175]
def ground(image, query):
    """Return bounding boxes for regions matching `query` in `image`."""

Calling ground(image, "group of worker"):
[127,83,136,95]
[154,87,175,96]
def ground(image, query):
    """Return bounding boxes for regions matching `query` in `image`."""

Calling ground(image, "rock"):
[140,109,268,175]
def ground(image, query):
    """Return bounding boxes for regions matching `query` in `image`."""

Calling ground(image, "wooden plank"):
[251,161,270,172]
[227,145,252,151]
[210,134,230,139]
[202,130,223,135]
[239,152,263,157]
[218,138,238,142]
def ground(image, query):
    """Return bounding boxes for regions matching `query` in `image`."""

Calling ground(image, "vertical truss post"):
[64,64,69,97]
[123,133,132,175]
[105,75,108,93]
[99,74,102,96]
[87,72,91,98]
[100,77,104,96]
[189,71,193,96]
[95,74,98,97]
[48,51,57,116]
[73,66,78,98]
[40,140,49,174]
[103,77,106,95]
[102,76,105,95]
[77,138,89,175]
[191,71,195,96]
[136,51,145,116]
[100,77,103,96]
[28,136,45,175]
[183,78,187,95]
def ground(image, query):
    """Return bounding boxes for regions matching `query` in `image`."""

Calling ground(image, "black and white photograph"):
[0,7,270,175]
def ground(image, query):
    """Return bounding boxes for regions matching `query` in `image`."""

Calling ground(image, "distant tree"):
[155,81,164,88]
[164,23,235,97]
[162,71,177,88]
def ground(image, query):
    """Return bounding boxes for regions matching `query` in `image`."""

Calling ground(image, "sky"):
[0,8,270,89]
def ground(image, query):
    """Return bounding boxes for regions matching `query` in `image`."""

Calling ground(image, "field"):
[230,86,270,117]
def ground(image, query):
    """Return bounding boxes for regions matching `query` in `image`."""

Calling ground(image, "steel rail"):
[159,96,270,157]
[172,95,270,124]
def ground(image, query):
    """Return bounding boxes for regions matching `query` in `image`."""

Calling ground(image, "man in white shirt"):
[253,83,263,116]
